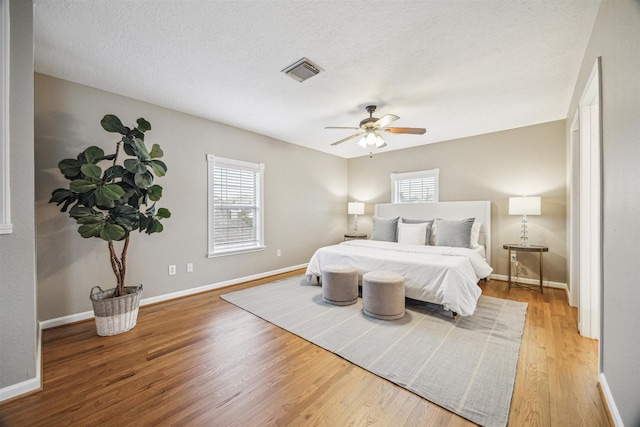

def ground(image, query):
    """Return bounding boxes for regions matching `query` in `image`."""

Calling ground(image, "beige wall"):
[347,120,567,284]
[0,0,37,393]
[35,74,348,321]
[566,0,640,424]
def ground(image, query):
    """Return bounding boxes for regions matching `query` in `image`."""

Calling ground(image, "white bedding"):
[305,240,493,316]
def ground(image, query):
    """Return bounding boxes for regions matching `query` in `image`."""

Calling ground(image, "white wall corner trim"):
[0,324,42,403]
[0,0,11,234]
[40,264,308,330]
[598,373,624,426]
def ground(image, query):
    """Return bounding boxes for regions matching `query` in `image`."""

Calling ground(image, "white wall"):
[34,74,348,321]
[0,0,38,397]
[565,0,640,424]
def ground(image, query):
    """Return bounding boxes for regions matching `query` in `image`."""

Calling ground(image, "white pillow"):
[470,221,482,249]
[397,222,428,245]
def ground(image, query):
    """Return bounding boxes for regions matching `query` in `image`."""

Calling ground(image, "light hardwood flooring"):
[0,271,609,426]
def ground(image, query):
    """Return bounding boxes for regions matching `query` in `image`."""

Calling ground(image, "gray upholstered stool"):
[321,264,358,306]
[362,270,405,320]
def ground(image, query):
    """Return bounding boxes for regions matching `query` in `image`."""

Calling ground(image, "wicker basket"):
[90,285,143,336]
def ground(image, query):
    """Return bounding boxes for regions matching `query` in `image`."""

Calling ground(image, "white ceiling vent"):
[282,57,323,82]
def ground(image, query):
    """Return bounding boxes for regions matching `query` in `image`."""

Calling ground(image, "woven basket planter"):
[90,285,143,336]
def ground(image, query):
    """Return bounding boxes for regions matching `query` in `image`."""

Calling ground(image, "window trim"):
[206,154,265,258]
[390,168,439,203]
[0,0,11,235]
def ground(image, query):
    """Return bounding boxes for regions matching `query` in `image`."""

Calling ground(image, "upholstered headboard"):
[374,201,492,265]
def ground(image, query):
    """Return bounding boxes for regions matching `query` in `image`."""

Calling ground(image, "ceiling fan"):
[326,105,426,148]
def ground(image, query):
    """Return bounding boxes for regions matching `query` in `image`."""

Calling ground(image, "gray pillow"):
[401,218,434,245]
[370,216,399,242]
[434,218,475,248]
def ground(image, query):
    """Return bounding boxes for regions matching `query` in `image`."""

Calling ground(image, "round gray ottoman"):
[321,264,358,306]
[362,270,405,320]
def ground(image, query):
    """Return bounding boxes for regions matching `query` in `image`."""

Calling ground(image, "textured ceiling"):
[33,0,601,159]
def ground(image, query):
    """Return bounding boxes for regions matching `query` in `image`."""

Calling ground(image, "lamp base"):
[520,215,530,246]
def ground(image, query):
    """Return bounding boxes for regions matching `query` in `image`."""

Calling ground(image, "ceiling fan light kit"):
[326,105,426,151]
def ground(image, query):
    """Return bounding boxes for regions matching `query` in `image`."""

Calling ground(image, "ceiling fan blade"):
[325,126,360,130]
[373,114,399,129]
[382,127,426,135]
[330,132,364,146]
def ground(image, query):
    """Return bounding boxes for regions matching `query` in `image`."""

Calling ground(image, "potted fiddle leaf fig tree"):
[49,114,171,336]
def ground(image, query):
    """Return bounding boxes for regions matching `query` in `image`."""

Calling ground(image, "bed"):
[305,201,493,316]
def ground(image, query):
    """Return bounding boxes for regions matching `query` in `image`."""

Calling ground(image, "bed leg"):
[452,312,458,318]
[316,275,321,285]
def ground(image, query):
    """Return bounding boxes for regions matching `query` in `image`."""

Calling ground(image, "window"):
[207,155,264,257]
[391,168,439,203]
[0,0,10,234]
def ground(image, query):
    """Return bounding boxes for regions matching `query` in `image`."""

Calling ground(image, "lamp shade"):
[509,196,541,215]
[348,202,365,215]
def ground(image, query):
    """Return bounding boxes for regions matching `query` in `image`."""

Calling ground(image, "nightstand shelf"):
[503,244,548,293]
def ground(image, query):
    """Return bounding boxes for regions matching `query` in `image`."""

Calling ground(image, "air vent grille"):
[282,57,323,82]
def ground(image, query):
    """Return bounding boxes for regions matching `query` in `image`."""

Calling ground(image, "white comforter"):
[305,240,493,316]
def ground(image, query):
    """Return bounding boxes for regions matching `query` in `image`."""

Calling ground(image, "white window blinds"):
[391,169,439,203]
[207,155,264,256]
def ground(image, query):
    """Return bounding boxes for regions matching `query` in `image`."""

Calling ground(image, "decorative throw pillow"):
[370,216,399,242]
[434,218,475,248]
[470,221,482,249]
[397,222,428,245]
[401,217,434,245]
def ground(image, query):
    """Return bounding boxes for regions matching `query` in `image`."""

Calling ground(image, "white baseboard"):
[0,326,42,403]
[599,373,624,426]
[40,264,308,330]
[490,274,568,291]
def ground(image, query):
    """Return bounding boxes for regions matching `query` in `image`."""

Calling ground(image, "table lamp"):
[348,202,365,234]
[509,196,541,246]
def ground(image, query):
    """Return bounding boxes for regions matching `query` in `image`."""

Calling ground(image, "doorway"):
[569,58,602,341]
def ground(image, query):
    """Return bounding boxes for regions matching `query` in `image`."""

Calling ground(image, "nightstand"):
[503,244,549,293]
[344,233,367,241]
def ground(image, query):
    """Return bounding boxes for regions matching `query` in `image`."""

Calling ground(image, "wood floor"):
[0,270,609,426]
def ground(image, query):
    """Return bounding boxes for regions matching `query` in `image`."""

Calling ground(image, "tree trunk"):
[108,236,130,297]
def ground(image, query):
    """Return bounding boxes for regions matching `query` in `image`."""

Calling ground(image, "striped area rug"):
[221,275,527,427]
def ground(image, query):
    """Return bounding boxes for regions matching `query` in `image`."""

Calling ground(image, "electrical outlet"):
[186,263,193,273]
[168,265,176,276]
[510,253,517,262]
[277,249,281,257]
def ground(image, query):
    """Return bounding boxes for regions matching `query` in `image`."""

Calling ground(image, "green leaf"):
[101,115,127,134]
[145,218,163,234]
[80,164,102,181]
[50,188,74,204]
[83,146,105,164]
[110,205,139,231]
[156,207,171,219]
[124,158,147,174]
[148,160,167,177]
[94,184,125,206]
[100,222,126,241]
[136,118,151,133]
[69,179,97,193]
[134,171,153,189]
[58,159,82,179]
[103,165,124,182]
[69,206,101,220]
[132,138,151,160]
[78,222,103,238]
[147,185,163,201]
[149,144,164,159]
